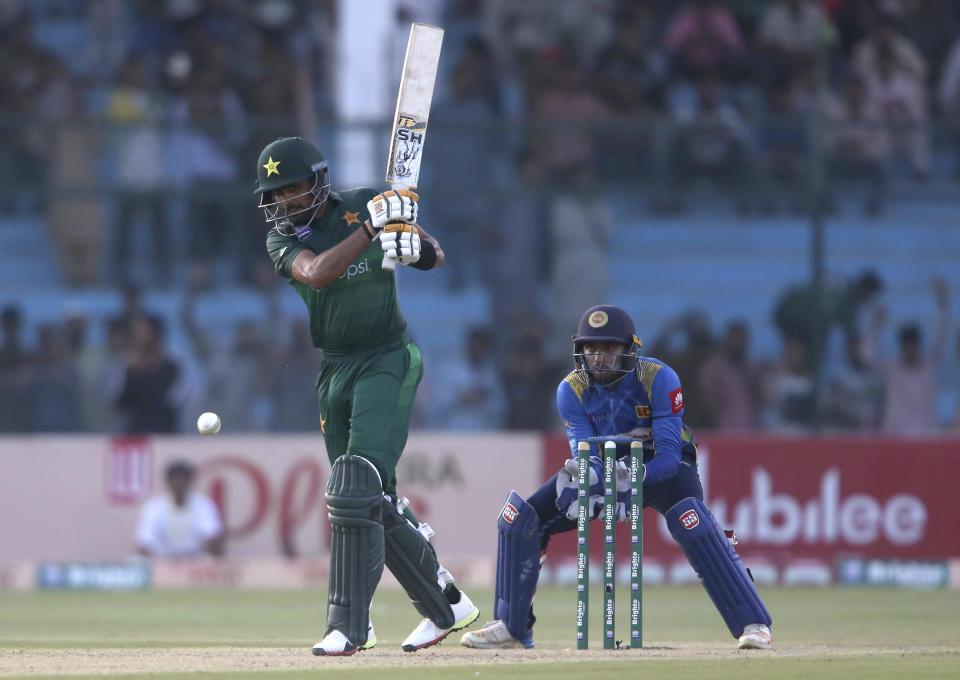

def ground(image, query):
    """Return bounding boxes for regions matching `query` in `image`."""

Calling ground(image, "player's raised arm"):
[287,187,418,287]
[288,227,376,289]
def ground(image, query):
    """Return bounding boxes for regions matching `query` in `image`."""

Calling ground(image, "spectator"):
[478,0,614,76]
[28,324,80,432]
[106,55,169,286]
[762,334,817,431]
[938,35,960,116]
[136,460,224,558]
[936,35,960,178]
[0,304,27,369]
[591,9,664,181]
[486,148,549,335]
[116,316,183,433]
[700,319,761,431]
[432,326,506,431]
[758,79,809,209]
[503,322,561,432]
[593,10,665,113]
[756,0,837,84]
[892,0,959,87]
[63,304,104,432]
[0,12,66,209]
[825,73,888,215]
[821,333,883,431]
[0,304,32,432]
[651,309,715,429]
[545,165,612,355]
[180,268,274,431]
[427,35,504,290]
[271,319,323,431]
[668,75,751,209]
[827,0,872,58]
[530,47,609,184]
[68,310,127,433]
[523,49,611,348]
[662,0,746,80]
[773,270,884,377]
[852,11,927,86]
[166,58,247,279]
[869,42,930,179]
[110,283,150,343]
[871,279,949,434]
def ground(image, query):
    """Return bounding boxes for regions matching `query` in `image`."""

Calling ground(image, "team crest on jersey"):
[635,405,650,419]
[588,310,609,328]
[669,387,684,413]
[502,502,519,524]
[680,509,699,530]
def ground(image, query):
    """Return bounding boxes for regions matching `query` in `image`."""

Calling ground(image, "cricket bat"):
[382,22,444,271]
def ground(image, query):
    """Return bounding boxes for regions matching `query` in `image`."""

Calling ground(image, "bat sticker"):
[387,112,428,184]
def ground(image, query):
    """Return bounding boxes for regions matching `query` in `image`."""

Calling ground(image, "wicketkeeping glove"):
[379,223,421,265]
[556,457,604,520]
[366,189,418,231]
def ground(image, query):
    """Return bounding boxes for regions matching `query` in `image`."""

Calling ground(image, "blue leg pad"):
[666,497,772,639]
[494,491,539,647]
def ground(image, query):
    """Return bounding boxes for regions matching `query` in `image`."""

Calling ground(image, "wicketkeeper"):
[255,136,479,656]
[461,304,772,650]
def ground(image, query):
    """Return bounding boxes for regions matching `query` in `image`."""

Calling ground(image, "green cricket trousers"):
[316,333,422,500]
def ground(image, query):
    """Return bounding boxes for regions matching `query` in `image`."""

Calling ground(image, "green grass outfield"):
[1,586,958,679]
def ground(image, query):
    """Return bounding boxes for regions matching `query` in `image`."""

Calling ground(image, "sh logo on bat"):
[390,113,426,181]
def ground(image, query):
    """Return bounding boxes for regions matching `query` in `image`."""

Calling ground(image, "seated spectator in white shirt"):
[136,460,224,557]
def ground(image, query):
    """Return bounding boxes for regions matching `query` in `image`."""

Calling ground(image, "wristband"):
[362,219,377,240]
[410,239,437,270]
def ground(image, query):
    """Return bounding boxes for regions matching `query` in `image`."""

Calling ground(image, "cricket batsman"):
[461,304,772,650]
[255,136,479,656]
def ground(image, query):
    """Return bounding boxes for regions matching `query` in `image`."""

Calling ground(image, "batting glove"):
[366,189,418,231]
[380,224,421,265]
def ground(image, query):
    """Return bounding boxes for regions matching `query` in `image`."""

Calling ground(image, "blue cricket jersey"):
[556,356,697,485]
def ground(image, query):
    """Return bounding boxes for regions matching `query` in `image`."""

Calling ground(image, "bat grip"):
[380,182,408,272]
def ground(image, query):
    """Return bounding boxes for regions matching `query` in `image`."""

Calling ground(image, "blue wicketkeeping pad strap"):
[495,491,540,644]
[666,497,771,639]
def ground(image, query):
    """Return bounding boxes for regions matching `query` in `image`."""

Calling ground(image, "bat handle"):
[380,182,407,272]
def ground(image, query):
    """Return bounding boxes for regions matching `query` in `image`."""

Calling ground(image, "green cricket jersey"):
[266,188,406,354]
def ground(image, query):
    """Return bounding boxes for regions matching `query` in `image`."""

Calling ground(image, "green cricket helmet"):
[572,304,643,386]
[254,136,331,235]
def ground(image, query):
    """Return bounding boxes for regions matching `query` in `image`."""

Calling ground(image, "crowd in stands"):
[1,0,959,435]
[1,266,957,434]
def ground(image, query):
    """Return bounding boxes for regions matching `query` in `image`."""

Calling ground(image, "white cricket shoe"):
[460,619,526,649]
[312,620,376,656]
[401,591,480,652]
[738,623,772,650]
